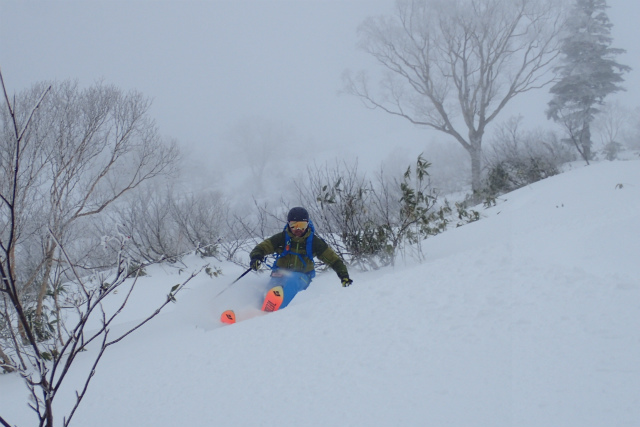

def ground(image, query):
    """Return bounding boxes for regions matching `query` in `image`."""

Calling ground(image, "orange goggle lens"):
[289,221,308,231]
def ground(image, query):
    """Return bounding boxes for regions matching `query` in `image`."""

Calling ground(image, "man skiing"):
[249,206,352,312]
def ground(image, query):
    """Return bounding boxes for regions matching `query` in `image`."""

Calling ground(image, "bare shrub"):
[483,117,575,197]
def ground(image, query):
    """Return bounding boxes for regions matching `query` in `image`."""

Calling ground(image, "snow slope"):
[1,160,639,427]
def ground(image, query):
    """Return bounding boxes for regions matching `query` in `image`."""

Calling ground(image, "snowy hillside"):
[1,160,639,427]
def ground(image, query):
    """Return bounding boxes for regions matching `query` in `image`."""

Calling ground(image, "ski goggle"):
[288,220,309,231]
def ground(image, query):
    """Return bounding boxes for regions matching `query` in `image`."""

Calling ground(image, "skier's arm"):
[319,248,349,280]
[249,233,285,261]
[313,238,350,281]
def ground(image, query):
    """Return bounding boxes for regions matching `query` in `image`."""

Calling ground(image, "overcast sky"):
[1,0,638,192]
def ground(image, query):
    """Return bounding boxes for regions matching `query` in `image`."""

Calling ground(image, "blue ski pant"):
[267,270,313,309]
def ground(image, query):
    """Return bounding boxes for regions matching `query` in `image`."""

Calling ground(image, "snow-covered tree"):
[546,0,630,163]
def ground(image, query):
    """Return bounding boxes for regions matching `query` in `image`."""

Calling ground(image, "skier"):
[249,206,352,311]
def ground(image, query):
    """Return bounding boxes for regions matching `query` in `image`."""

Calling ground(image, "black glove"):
[341,276,353,287]
[250,257,262,271]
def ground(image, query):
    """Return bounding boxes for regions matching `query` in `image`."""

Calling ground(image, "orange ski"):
[261,286,284,312]
[220,310,236,324]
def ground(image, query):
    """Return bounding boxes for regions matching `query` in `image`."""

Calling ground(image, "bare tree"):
[344,0,564,196]
[171,190,228,258]
[1,232,202,427]
[483,116,574,195]
[0,72,52,375]
[225,116,294,193]
[0,70,202,427]
[111,187,182,264]
[592,101,636,159]
[0,79,180,323]
[108,184,228,263]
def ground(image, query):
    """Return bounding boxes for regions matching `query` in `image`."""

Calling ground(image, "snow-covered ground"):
[1,159,639,427]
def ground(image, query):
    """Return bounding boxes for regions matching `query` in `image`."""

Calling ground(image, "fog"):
[1,0,638,199]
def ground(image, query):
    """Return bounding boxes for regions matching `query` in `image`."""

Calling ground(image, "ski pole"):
[212,267,252,300]
[231,267,253,285]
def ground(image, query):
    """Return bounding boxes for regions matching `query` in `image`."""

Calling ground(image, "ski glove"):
[250,257,262,271]
[341,277,353,287]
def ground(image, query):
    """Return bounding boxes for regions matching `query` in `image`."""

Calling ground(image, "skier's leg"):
[279,272,311,309]
[260,272,284,312]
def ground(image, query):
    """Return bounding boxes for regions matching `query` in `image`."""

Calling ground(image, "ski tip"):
[220,310,236,324]
[261,286,284,312]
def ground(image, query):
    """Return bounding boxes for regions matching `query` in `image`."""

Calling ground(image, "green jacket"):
[250,228,349,279]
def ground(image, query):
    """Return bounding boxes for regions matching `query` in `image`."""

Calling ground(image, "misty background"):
[2,3,640,425]
[1,0,639,201]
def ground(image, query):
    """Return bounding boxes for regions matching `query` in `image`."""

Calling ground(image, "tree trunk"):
[7,243,29,344]
[582,121,592,163]
[36,239,57,318]
[0,346,15,373]
[469,135,484,197]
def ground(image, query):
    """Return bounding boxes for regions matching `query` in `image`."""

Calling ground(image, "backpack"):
[271,220,316,278]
